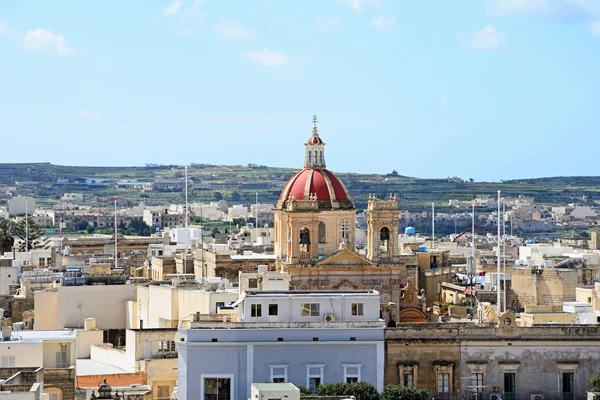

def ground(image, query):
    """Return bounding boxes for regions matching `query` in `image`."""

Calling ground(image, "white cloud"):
[470,25,507,51]
[487,0,600,21]
[315,16,341,31]
[0,21,8,37]
[162,1,181,16]
[335,0,379,12]
[23,29,73,56]
[591,20,600,35]
[80,109,100,120]
[213,21,254,40]
[182,0,203,20]
[370,15,395,32]
[441,96,448,107]
[244,48,288,67]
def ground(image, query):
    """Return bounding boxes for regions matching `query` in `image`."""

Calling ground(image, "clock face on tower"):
[504,317,512,326]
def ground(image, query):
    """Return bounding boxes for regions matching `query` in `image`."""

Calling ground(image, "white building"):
[167,227,203,247]
[238,266,290,294]
[8,197,35,216]
[60,193,83,203]
[228,205,249,220]
[0,259,19,295]
[190,203,223,221]
[236,290,381,323]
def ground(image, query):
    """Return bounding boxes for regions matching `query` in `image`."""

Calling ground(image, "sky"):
[1,0,599,182]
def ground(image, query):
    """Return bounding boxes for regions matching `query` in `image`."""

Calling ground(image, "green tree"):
[86,225,96,234]
[0,219,15,253]
[591,375,600,391]
[317,382,380,400]
[230,191,242,202]
[381,385,431,400]
[14,217,44,251]
[128,218,152,236]
[213,191,224,201]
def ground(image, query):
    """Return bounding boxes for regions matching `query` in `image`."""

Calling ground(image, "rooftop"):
[1,330,77,342]
[244,290,378,297]
[252,383,299,391]
[76,359,131,376]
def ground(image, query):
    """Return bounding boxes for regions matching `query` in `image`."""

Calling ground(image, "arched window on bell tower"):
[318,221,327,243]
[380,227,390,255]
[304,115,326,169]
[340,219,350,241]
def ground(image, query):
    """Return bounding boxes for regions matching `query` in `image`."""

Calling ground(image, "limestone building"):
[273,117,423,322]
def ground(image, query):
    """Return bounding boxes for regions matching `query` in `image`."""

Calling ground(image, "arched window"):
[299,228,311,247]
[308,151,312,164]
[318,221,327,243]
[320,151,323,164]
[340,219,350,240]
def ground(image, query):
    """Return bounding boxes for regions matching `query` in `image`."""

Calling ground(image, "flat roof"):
[76,359,131,376]
[10,330,77,341]
[252,383,299,391]
[244,290,378,296]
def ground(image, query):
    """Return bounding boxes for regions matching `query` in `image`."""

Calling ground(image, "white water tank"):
[84,318,97,331]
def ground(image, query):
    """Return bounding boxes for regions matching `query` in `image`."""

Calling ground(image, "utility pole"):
[184,166,189,274]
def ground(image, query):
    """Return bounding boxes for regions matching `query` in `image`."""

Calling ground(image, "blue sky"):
[1,0,599,181]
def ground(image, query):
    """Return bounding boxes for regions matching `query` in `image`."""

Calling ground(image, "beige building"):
[0,329,81,400]
[130,283,238,329]
[89,329,178,400]
[238,266,290,293]
[34,285,135,330]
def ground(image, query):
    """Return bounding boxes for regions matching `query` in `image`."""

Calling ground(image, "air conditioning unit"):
[531,395,544,400]
[324,314,336,322]
[490,285,497,291]
[490,394,502,400]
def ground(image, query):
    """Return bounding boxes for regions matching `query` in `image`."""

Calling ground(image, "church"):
[273,117,426,323]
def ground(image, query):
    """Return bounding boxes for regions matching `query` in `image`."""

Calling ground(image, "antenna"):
[496,190,501,311]
[114,197,118,269]
[431,202,435,249]
[184,166,189,274]
[25,199,29,251]
[503,201,507,312]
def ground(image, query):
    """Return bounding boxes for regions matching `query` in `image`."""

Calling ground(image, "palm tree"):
[0,219,15,254]
[14,217,44,252]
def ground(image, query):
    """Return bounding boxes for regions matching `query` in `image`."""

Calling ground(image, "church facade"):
[273,117,425,323]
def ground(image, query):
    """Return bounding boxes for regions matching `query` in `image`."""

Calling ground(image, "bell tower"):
[366,194,400,261]
[304,115,326,169]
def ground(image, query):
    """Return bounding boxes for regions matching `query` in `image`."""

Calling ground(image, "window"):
[504,372,516,394]
[158,340,176,352]
[562,372,574,400]
[301,303,320,317]
[399,365,417,387]
[270,365,288,383]
[340,219,350,240]
[351,303,364,316]
[403,372,413,387]
[308,151,312,164]
[437,373,450,393]
[1,355,15,367]
[306,365,325,394]
[343,364,362,383]
[202,376,232,400]
[472,373,483,393]
[216,302,225,312]
[318,221,327,243]
[47,393,59,400]
[248,278,258,289]
[251,304,262,317]
[268,304,278,316]
[157,386,170,399]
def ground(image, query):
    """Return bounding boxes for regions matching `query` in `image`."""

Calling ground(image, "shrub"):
[381,385,431,400]
[316,382,380,400]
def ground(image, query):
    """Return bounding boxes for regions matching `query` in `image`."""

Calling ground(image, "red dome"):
[278,168,353,209]
[307,135,323,145]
